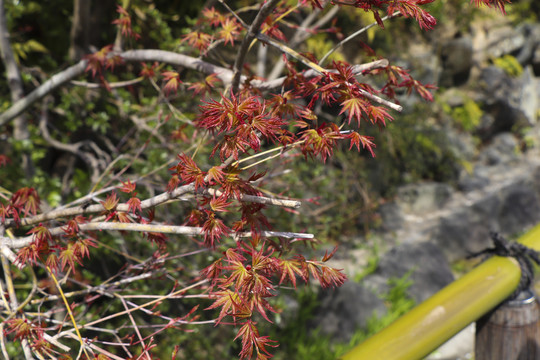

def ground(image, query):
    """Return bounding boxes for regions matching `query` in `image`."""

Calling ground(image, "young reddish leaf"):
[201,7,226,27]
[59,242,83,273]
[218,17,242,46]
[112,5,140,40]
[45,252,60,273]
[16,242,43,266]
[339,96,369,125]
[210,196,232,212]
[248,292,277,323]
[202,212,230,248]
[306,261,347,288]
[277,258,306,288]
[207,166,226,185]
[74,238,97,260]
[225,255,250,291]
[167,174,181,192]
[116,211,132,223]
[100,192,119,212]
[300,123,344,162]
[5,318,34,340]
[369,105,393,127]
[471,0,510,13]
[28,223,52,244]
[140,62,158,78]
[182,31,213,54]
[206,289,243,324]
[84,45,112,78]
[347,132,376,157]
[0,154,10,167]
[105,55,124,72]
[119,180,136,193]
[388,0,437,30]
[62,219,80,237]
[188,73,221,97]
[322,246,339,262]
[234,320,277,360]
[201,258,223,284]
[127,196,142,214]
[162,71,182,96]
[398,77,437,101]
[261,17,286,42]
[173,154,206,189]
[147,232,168,247]
[11,187,40,217]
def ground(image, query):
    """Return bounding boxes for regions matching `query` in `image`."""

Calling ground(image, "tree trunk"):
[69,0,91,61]
[0,0,34,178]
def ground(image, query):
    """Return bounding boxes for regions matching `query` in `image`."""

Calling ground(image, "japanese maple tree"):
[0,0,508,359]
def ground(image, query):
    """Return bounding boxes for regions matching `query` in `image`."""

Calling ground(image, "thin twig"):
[70,77,144,89]
[52,279,208,340]
[320,11,401,65]
[231,0,281,93]
[47,266,91,359]
[119,296,151,360]
[0,324,9,360]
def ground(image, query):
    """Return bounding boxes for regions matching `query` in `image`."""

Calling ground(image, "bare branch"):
[231,0,281,93]
[0,60,88,127]
[1,221,314,250]
[0,49,397,127]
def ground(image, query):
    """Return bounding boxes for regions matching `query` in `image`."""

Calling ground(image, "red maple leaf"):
[162,71,182,96]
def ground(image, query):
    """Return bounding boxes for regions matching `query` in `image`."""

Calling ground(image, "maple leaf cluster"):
[203,243,346,359]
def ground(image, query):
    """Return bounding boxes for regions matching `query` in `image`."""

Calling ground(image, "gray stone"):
[312,281,386,342]
[365,242,454,303]
[378,202,404,231]
[533,45,540,75]
[497,181,540,235]
[477,67,532,139]
[434,196,499,261]
[457,166,491,193]
[396,182,453,216]
[478,132,520,166]
[439,36,474,87]
[484,26,526,60]
[514,24,540,66]
[519,66,539,125]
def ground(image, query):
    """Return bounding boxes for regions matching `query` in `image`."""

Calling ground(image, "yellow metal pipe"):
[340,224,540,360]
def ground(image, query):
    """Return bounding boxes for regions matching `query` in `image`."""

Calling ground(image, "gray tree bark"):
[0,0,34,178]
[69,0,91,61]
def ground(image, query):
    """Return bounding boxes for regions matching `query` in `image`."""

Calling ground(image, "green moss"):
[493,54,523,77]
[451,99,483,132]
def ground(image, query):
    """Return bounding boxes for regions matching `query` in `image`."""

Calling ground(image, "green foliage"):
[11,39,48,63]
[366,104,461,197]
[493,54,524,77]
[450,98,483,132]
[507,0,539,23]
[306,34,345,63]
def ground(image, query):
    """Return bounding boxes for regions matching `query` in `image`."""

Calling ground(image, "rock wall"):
[314,15,540,348]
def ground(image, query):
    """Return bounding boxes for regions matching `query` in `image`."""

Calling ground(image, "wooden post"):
[476,289,540,360]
